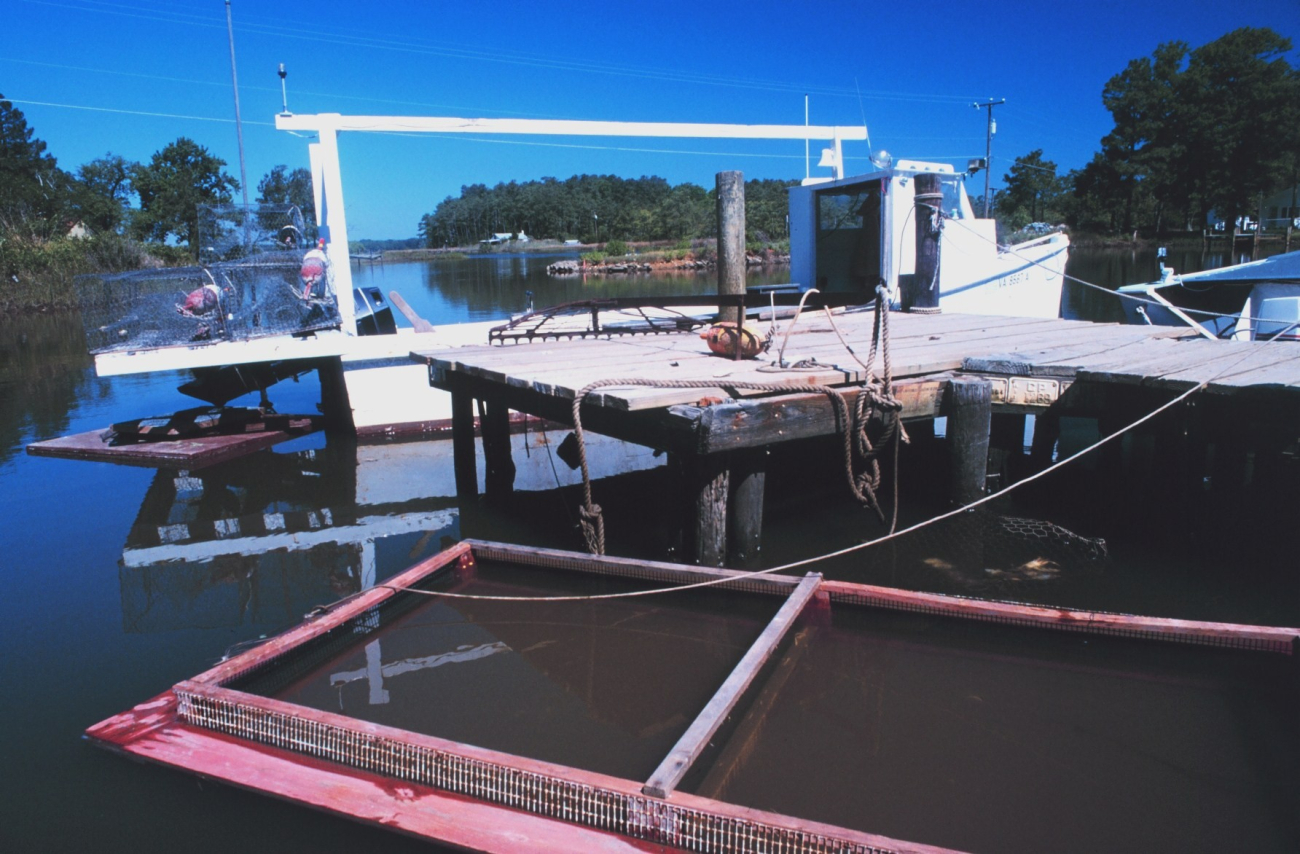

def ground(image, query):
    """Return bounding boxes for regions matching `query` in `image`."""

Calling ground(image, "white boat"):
[83,113,1070,436]
[1117,249,1300,341]
[789,160,1070,318]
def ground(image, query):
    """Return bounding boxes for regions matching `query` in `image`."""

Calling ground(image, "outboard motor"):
[354,287,397,336]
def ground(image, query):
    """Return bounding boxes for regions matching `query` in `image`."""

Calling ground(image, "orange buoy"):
[700,322,764,359]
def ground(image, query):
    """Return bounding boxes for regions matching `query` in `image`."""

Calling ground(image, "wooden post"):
[945,377,992,507]
[315,357,355,437]
[1226,225,1238,264]
[480,398,516,499]
[449,376,478,499]
[1287,224,1293,252]
[684,454,730,567]
[905,172,943,312]
[729,451,766,565]
[716,171,745,326]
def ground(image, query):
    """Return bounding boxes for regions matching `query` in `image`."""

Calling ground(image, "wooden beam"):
[480,397,516,498]
[449,375,478,499]
[642,573,823,799]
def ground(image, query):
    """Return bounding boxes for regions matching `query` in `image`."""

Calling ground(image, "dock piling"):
[905,172,943,312]
[729,450,766,564]
[481,398,516,498]
[716,171,745,326]
[945,377,992,506]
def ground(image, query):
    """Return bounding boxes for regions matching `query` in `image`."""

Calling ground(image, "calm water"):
[2,247,1296,852]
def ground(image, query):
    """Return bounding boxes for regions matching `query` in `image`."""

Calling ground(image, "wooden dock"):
[414,311,1300,564]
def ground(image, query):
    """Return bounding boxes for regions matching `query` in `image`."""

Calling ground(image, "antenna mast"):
[225,0,249,208]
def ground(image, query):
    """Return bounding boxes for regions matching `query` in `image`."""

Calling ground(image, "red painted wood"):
[85,693,667,854]
[822,579,1299,652]
[26,425,316,469]
[87,688,961,854]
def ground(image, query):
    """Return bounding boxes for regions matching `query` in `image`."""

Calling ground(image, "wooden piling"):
[729,451,766,565]
[480,398,516,498]
[716,171,745,326]
[905,173,942,312]
[682,454,730,567]
[945,377,992,506]
[449,376,478,499]
[315,357,355,437]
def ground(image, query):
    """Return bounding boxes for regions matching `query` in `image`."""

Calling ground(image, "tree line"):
[418,175,795,247]
[992,27,1299,236]
[0,94,314,251]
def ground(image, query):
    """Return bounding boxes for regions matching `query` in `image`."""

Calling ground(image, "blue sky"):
[4,0,1299,238]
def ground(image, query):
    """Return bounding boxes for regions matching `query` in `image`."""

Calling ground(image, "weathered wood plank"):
[642,572,823,799]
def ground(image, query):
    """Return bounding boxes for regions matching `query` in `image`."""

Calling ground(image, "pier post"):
[904,173,942,312]
[316,357,355,437]
[480,398,516,499]
[449,376,478,499]
[1028,411,1061,474]
[989,412,1026,487]
[729,451,766,565]
[945,378,992,507]
[717,171,745,326]
[682,454,730,567]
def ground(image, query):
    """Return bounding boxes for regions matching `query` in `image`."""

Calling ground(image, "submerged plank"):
[642,573,823,799]
[26,419,319,469]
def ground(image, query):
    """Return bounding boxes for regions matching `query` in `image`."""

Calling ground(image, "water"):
[2,247,1296,852]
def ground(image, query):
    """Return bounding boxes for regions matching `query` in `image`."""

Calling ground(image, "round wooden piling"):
[905,172,943,312]
[716,171,745,326]
[946,378,993,507]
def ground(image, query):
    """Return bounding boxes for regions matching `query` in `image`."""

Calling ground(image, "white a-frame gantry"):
[275,113,868,332]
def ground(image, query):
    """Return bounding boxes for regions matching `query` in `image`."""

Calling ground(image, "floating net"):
[77,205,340,355]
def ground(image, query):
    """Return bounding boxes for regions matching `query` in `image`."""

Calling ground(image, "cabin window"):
[940,175,964,219]
[814,180,883,294]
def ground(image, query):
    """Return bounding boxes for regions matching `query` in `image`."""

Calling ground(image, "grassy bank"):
[0,235,182,318]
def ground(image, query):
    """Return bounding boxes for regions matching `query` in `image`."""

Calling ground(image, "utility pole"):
[225,0,249,208]
[973,99,1004,219]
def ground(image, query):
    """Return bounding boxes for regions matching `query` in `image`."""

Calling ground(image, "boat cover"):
[1178,249,1300,284]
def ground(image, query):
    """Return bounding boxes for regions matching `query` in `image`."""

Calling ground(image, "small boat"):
[1117,249,1300,341]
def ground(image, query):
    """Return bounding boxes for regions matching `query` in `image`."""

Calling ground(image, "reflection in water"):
[689,609,1300,854]
[119,441,459,635]
[238,561,779,781]
[0,314,96,464]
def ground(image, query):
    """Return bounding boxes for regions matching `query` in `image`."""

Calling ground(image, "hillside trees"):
[998,150,1067,227]
[256,165,314,221]
[131,137,239,251]
[418,174,798,247]
[1081,27,1300,234]
[72,154,135,234]
[0,96,70,232]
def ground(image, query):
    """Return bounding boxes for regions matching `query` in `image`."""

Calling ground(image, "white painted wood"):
[275,113,867,142]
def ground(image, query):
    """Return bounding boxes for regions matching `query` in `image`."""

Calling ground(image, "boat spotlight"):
[871,150,893,170]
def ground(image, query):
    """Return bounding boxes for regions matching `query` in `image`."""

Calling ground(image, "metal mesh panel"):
[197,204,316,263]
[76,254,340,354]
[174,686,895,854]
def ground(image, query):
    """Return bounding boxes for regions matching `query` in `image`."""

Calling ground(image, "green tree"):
[0,95,69,231]
[1082,27,1300,235]
[1177,27,1300,230]
[999,150,1066,228]
[131,137,239,251]
[256,164,315,223]
[71,153,135,234]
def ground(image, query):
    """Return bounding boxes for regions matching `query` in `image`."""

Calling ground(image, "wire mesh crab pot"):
[87,540,1300,853]
[76,256,341,355]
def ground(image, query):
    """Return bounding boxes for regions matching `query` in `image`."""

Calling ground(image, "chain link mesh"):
[76,207,339,354]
